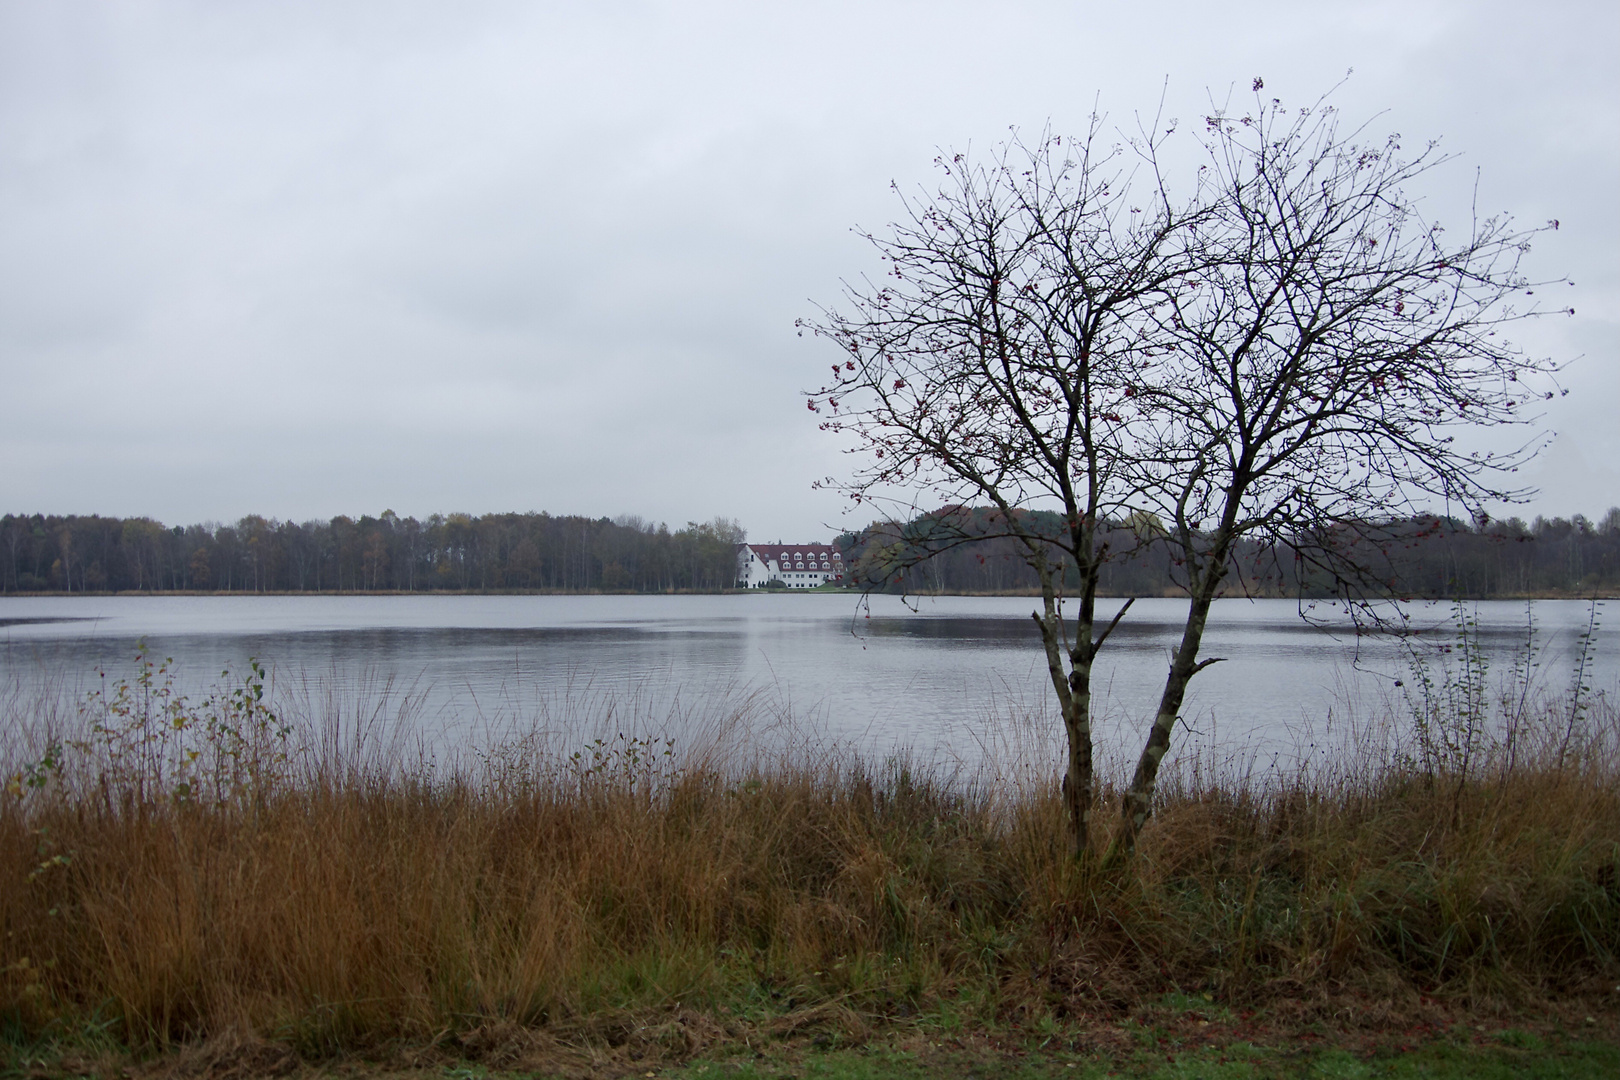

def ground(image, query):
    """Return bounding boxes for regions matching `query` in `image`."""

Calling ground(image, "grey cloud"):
[1,0,1614,535]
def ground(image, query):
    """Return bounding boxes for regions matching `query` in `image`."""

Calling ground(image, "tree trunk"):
[1112,551,1227,860]
[1064,655,1096,857]
[1033,558,1095,859]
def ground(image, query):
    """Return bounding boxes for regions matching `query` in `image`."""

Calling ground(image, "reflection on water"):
[1,594,1613,763]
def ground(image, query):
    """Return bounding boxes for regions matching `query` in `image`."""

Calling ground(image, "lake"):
[1,594,1613,770]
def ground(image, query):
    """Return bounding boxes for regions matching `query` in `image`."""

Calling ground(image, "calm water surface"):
[1,594,1613,762]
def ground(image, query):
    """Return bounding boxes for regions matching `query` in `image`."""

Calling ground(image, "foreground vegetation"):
[12,1026,1618,1079]
[2,654,1616,1075]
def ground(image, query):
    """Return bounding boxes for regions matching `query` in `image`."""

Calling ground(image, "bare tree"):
[809,87,1565,861]
[804,121,1205,857]
[1109,87,1566,855]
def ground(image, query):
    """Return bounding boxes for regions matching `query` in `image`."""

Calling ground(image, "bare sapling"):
[810,83,1568,862]
[1109,84,1567,856]
[803,120,1208,857]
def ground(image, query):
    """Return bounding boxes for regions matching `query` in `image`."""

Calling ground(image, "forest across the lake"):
[3,506,1618,598]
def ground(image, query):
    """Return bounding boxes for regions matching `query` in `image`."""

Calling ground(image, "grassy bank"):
[2,658,1617,1073]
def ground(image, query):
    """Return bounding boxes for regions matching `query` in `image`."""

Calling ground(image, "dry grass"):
[1,656,1616,1059]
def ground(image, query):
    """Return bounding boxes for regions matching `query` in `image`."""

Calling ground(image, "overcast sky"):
[1,0,1615,542]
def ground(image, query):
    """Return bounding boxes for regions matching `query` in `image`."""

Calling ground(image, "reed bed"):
[1,653,1617,1056]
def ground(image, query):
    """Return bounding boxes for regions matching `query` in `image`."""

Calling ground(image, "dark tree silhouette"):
[1111,92,1566,856]
[808,85,1568,860]
[804,118,1204,857]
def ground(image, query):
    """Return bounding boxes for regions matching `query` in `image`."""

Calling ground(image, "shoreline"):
[1,587,1615,601]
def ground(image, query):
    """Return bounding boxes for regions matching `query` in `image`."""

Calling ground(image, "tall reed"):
[2,651,1616,1053]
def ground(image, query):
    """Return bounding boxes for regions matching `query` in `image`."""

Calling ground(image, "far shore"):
[1,587,1616,601]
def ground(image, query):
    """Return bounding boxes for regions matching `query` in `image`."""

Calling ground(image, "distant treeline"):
[0,512,746,594]
[839,507,1620,599]
[8,505,1619,598]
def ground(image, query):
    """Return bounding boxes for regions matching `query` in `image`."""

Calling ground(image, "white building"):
[736,543,845,588]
